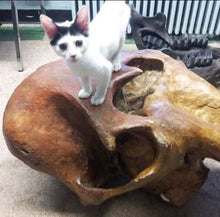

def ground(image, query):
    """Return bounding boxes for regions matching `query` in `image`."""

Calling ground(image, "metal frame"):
[11,0,24,72]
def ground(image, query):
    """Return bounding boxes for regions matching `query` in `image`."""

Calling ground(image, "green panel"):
[0,26,45,41]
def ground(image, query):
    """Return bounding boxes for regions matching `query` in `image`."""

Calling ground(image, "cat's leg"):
[112,36,125,72]
[78,76,92,99]
[112,52,121,72]
[91,61,112,106]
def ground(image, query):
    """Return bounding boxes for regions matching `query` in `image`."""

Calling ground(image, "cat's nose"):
[71,55,76,61]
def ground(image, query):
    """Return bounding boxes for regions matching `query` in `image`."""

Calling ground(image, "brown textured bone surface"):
[3,49,220,206]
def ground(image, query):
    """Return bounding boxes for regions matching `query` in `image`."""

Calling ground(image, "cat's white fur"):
[40,1,131,105]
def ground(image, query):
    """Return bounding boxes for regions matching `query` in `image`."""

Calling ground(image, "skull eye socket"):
[75,40,83,47]
[59,43,67,51]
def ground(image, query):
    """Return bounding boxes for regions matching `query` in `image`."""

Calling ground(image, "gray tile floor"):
[0,40,220,217]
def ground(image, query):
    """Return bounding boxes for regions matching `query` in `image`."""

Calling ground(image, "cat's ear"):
[40,14,57,39]
[75,6,89,31]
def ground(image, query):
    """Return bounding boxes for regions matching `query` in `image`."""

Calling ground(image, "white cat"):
[40,1,131,105]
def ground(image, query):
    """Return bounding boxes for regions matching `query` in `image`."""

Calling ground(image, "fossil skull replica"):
[3,49,220,206]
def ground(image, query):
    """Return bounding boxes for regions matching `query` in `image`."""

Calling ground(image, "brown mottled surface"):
[1,41,220,217]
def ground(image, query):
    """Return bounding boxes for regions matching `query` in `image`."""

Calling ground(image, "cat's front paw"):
[78,89,92,99]
[113,63,121,72]
[91,95,105,106]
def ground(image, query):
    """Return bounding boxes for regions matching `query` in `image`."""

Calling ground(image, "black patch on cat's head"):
[50,24,69,46]
[50,22,88,46]
[69,22,88,37]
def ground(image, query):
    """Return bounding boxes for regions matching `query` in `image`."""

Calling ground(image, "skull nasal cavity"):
[116,131,155,177]
[126,58,164,71]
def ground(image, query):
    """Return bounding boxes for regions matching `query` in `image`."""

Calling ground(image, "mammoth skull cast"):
[3,49,220,206]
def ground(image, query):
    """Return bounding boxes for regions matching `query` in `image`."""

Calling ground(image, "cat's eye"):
[75,40,83,47]
[59,43,67,51]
